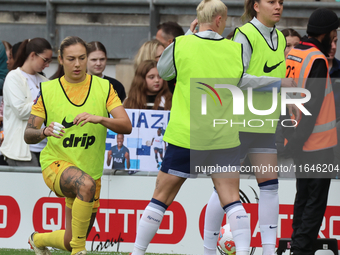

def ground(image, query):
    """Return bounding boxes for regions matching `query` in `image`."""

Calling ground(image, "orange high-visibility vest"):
[286,45,337,152]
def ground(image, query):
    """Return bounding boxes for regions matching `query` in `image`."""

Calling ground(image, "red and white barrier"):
[0,172,339,254]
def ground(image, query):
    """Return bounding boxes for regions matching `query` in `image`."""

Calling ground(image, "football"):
[217,223,236,255]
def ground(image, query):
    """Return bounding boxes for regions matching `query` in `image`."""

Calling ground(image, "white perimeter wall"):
[0,172,340,255]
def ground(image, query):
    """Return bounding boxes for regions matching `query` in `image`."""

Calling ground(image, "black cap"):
[307,8,339,35]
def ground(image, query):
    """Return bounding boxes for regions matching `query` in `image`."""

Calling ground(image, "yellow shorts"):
[42,160,101,213]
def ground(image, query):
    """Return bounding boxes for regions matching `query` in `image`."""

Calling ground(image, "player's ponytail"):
[242,0,260,23]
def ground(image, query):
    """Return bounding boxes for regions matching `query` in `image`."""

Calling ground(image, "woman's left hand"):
[74,112,103,127]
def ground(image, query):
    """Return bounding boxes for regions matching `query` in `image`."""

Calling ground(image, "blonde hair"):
[197,0,227,25]
[133,39,164,70]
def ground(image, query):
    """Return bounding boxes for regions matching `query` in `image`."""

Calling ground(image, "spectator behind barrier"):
[0,38,52,166]
[124,60,172,110]
[0,42,8,96]
[156,22,185,94]
[281,28,302,57]
[2,41,13,71]
[11,41,22,63]
[276,28,301,177]
[328,31,340,119]
[133,39,164,70]
[0,99,5,165]
[87,41,126,102]
[156,21,185,48]
[0,41,12,164]
[124,60,171,174]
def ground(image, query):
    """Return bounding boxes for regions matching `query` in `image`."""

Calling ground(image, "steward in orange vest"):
[285,44,337,153]
[283,8,339,255]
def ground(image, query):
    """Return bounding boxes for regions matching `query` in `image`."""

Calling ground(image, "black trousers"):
[291,149,333,255]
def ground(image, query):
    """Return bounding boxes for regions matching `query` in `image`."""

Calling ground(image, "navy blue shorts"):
[154,147,163,154]
[161,143,240,178]
[239,132,277,161]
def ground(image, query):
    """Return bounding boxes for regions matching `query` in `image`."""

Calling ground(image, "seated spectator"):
[2,41,13,71]
[133,39,164,70]
[87,41,126,102]
[124,60,172,110]
[156,21,185,48]
[0,38,52,166]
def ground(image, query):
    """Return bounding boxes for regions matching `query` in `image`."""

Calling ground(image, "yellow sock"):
[34,230,67,250]
[70,198,94,255]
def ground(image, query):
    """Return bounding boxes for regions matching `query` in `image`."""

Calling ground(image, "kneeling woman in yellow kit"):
[24,36,132,255]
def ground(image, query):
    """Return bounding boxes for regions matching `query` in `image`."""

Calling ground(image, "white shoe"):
[28,232,51,255]
[74,250,87,255]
